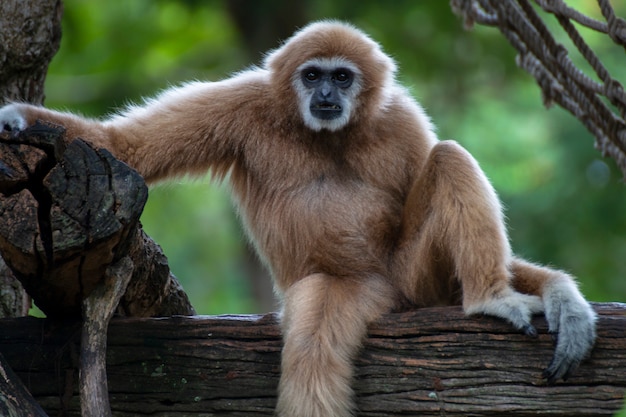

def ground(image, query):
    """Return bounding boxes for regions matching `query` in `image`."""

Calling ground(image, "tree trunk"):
[0,303,624,417]
[0,122,196,417]
[0,123,195,319]
[0,0,63,318]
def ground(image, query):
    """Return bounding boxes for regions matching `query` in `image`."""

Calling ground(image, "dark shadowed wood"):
[0,123,195,319]
[0,303,623,416]
[0,352,48,417]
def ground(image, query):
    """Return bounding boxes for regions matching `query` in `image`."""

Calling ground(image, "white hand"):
[0,104,27,133]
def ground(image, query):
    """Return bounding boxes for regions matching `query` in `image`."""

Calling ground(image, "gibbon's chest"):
[232,141,407,289]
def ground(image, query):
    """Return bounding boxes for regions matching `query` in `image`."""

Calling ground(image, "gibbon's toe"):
[543,354,580,384]
[522,323,538,338]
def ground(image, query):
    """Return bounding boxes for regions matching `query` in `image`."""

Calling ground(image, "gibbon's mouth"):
[311,102,342,120]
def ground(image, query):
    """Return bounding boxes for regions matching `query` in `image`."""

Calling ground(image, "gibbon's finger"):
[522,323,538,338]
[542,356,564,384]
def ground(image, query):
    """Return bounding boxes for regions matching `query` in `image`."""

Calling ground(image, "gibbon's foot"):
[540,276,596,384]
[466,289,544,339]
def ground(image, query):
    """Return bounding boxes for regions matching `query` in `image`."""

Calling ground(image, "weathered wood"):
[0,0,63,318]
[0,303,623,416]
[0,124,195,318]
[80,257,134,417]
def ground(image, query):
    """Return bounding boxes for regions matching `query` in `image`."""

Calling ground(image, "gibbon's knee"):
[427,141,499,199]
[394,140,513,306]
[405,140,505,230]
[400,140,491,231]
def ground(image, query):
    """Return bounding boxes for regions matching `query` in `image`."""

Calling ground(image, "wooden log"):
[0,303,624,416]
[0,123,195,318]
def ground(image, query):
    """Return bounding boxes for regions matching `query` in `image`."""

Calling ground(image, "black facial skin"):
[301,67,353,120]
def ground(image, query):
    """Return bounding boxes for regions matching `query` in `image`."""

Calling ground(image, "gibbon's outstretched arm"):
[0,71,269,183]
[0,20,596,417]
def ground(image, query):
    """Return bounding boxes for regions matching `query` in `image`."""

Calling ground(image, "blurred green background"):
[44,0,626,314]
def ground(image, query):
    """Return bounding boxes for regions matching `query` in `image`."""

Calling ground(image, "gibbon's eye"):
[303,69,321,83]
[333,69,353,87]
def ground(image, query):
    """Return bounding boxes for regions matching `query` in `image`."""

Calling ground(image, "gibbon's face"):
[293,57,362,132]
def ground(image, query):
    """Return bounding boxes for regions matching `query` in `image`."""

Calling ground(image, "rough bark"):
[0,351,48,417]
[0,0,63,318]
[0,0,62,104]
[0,258,30,318]
[0,303,623,417]
[0,123,195,318]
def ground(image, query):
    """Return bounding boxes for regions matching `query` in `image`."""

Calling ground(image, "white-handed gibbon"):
[0,21,596,417]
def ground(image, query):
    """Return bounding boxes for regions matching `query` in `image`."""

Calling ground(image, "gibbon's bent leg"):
[394,140,544,331]
[277,273,396,417]
[394,140,596,380]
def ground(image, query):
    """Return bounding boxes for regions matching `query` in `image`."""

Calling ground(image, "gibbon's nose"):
[320,82,333,99]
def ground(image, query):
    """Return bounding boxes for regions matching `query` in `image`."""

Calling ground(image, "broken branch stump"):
[80,256,134,417]
[0,303,624,416]
[0,122,194,318]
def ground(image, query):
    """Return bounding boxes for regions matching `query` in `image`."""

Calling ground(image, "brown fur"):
[2,21,596,417]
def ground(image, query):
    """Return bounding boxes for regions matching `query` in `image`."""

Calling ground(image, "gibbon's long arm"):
[1,71,269,183]
[277,273,397,416]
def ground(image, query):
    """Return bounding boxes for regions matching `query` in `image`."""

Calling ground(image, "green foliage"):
[45,1,626,314]
[141,179,259,313]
